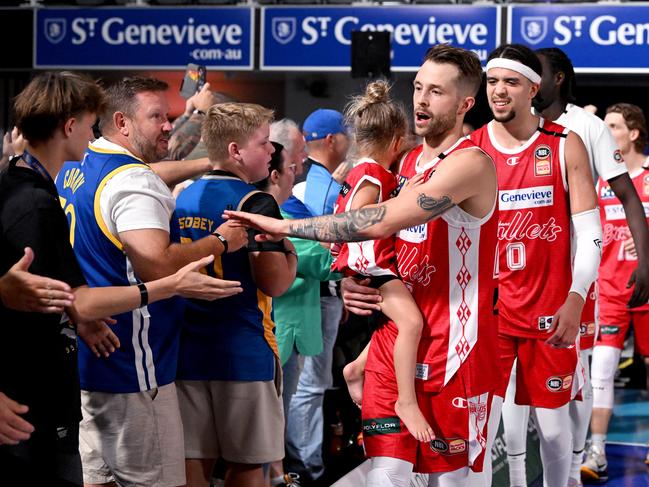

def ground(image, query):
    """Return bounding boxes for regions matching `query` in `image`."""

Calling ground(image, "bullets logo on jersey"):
[534,145,552,177]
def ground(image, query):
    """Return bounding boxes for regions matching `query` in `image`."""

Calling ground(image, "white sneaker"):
[581,443,608,483]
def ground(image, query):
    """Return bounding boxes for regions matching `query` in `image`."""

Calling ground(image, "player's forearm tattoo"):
[288,206,386,242]
[417,193,455,221]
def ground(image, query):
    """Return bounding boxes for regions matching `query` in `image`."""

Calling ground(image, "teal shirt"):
[274,209,342,364]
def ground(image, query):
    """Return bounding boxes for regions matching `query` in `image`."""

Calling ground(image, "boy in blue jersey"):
[173,103,298,487]
[56,77,247,487]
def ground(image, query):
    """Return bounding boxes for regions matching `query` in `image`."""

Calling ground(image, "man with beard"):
[56,77,247,486]
[225,44,501,487]
[532,47,649,487]
[469,44,602,487]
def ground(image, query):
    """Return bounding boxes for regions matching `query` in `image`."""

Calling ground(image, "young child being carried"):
[331,80,432,442]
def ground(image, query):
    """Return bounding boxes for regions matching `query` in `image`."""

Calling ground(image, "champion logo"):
[452,397,468,408]
[506,156,520,166]
[497,211,563,243]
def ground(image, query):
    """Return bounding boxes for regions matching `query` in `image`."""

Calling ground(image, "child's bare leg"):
[379,279,434,443]
[344,342,370,406]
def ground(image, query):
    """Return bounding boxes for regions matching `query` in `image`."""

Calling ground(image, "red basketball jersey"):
[598,168,649,314]
[471,119,572,338]
[331,159,398,277]
[366,139,500,397]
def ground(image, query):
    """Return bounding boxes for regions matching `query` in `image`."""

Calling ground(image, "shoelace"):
[586,445,606,467]
[284,472,301,486]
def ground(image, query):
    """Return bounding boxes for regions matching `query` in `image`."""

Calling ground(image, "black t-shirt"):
[242,191,286,253]
[0,162,86,434]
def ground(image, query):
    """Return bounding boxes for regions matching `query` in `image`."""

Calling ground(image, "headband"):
[485,58,541,84]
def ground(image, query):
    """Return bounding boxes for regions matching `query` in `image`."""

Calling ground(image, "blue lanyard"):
[22,150,53,184]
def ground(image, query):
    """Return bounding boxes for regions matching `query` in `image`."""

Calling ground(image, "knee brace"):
[590,346,620,410]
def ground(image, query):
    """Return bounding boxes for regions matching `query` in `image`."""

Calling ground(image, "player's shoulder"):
[441,140,494,179]
[540,118,570,137]
[469,123,489,140]
[449,137,492,163]
[403,144,424,161]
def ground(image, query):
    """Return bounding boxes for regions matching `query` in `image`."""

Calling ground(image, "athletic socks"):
[570,448,584,482]
[507,452,527,487]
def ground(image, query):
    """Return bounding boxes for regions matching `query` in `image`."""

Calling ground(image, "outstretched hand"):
[77,317,120,358]
[173,255,243,300]
[0,392,34,445]
[0,247,74,314]
[223,210,288,242]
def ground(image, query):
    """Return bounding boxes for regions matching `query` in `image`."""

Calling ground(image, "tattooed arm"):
[224,148,496,243]
[286,194,453,242]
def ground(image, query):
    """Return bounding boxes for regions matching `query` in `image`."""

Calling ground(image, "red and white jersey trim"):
[486,118,569,192]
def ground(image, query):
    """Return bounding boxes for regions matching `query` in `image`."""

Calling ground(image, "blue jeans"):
[282,347,303,423]
[285,296,343,481]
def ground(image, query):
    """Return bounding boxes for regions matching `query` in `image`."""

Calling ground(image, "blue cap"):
[302,109,346,142]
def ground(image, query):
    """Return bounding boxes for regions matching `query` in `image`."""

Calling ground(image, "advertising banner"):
[261,6,501,71]
[35,7,254,69]
[509,4,649,73]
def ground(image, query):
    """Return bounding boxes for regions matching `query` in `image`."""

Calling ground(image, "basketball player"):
[470,44,602,487]
[225,44,500,487]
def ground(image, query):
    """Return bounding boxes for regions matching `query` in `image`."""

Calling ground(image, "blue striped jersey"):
[56,142,182,393]
[172,172,279,381]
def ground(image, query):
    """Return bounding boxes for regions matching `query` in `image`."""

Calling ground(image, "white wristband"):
[570,209,603,300]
